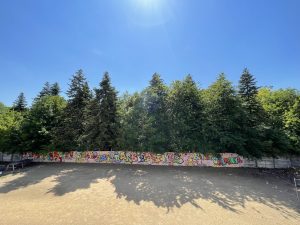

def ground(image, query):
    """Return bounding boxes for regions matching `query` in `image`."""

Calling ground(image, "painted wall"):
[21,151,244,167]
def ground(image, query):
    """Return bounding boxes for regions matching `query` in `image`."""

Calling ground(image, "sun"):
[134,0,162,10]
[129,0,172,27]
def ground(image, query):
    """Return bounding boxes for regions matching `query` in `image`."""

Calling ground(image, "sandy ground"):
[0,163,299,225]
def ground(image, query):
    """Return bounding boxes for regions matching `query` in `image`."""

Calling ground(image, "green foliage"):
[119,92,148,151]
[0,109,24,153]
[21,95,67,152]
[12,92,27,112]
[257,88,300,155]
[0,102,8,113]
[53,69,91,150]
[119,74,171,153]
[83,72,119,150]
[238,68,265,157]
[0,69,299,156]
[38,82,51,99]
[36,82,61,100]
[257,88,298,128]
[238,68,263,122]
[203,73,245,154]
[143,73,170,152]
[284,97,300,152]
[50,82,60,96]
[167,75,205,152]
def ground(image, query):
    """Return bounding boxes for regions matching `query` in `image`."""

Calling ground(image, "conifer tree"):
[53,69,91,150]
[168,75,205,151]
[238,68,265,156]
[12,92,27,112]
[144,73,170,152]
[83,72,119,150]
[38,82,51,99]
[204,73,245,154]
[50,82,60,96]
[238,68,263,124]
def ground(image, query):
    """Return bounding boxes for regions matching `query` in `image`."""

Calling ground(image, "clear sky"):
[0,0,299,106]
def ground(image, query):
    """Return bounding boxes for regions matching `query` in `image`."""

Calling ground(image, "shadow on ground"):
[0,163,299,216]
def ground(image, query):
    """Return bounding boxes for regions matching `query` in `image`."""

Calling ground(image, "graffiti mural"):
[22,151,244,167]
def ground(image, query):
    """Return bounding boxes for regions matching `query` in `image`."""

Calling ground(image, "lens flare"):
[129,0,173,27]
[135,0,161,9]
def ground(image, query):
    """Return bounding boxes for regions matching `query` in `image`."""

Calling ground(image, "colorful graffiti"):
[22,151,244,167]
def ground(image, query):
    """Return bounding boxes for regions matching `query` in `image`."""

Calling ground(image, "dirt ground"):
[0,163,299,225]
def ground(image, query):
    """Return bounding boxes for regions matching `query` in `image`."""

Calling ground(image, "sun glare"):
[135,0,161,9]
[129,0,172,27]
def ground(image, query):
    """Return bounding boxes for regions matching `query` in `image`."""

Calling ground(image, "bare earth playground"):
[0,163,299,225]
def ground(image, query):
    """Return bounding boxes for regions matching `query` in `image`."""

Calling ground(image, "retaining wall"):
[1,151,299,168]
[3,151,243,167]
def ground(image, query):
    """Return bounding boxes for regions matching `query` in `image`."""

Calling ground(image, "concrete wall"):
[0,152,21,162]
[236,157,297,168]
[21,151,244,167]
[1,151,299,168]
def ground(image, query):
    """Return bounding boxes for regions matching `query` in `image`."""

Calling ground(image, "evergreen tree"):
[50,82,60,96]
[38,82,51,99]
[238,68,265,157]
[53,69,91,150]
[12,92,27,112]
[1,69,299,157]
[143,73,170,152]
[203,73,245,154]
[238,68,263,123]
[83,72,119,150]
[168,75,205,151]
[119,92,149,151]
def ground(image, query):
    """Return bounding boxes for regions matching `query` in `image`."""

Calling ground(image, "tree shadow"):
[0,163,299,218]
[0,164,61,193]
[108,165,300,216]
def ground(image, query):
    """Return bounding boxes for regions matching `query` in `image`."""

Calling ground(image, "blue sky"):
[0,0,299,106]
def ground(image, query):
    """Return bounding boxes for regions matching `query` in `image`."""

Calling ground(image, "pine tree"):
[204,73,245,154]
[143,73,170,152]
[38,82,51,99]
[53,69,91,150]
[50,82,60,96]
[83,72,119,150]
[12,92,27,112]
[238,68,265,156]
[238,68,263,123]
[168,75,205,151]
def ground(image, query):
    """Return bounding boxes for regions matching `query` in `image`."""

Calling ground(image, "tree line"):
[0,69,299,157]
